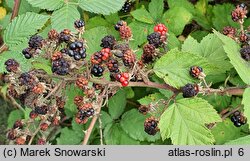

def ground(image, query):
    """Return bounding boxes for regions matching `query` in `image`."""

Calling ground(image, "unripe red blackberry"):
[5,59,19,72]
[28,35,43,49]
[40,122,49,131]
[91,64,104,77]
[56,96,65,109]
[239,32,248,43]
[15,136,26,145]
[222,26,236,38]
[48,29,59,40]
[231,4,248,22]
[182,83,199,98]
[74,19,85,29]
[13,120,23,129]
[78,102,92,110]
[52,58,70,75]
[123,49,135,67]
[32,83,46,94]
[119,25,132,40]
[240,46,250,61]
[106,59,119,73]
[91,51,104,64]
[76,76,88,89]
[101,48,112,60]
[100,35,116,49]
[37,138,46,145]
[144,117,159,135]
[29,110,38,119]
[154,23,168,36]
[51,51,63,61]
[74,96,84,107]
[141,44,156,63]
[189,66,205,79]
[147,32,162,48]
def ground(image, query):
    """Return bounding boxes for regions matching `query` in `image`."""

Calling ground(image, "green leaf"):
[104,123,140,145]
[214,30,250,84]
[212,118,242,145]
[86,16,109,30]
[7,110,24,128]
[153,48,218,88]
[224,135,250,145]
[138,93,165,105]
[242,88,250,128]
[167,0,195,14]
[64,84,83,117]
[26,0,64,11]
[129,21,153,48]
[100,111,113,128]
[4,12,50,51]
[182,34,232,73]
[57,127,83,145]
[148,0,164,21]
[212,4,239,31]
[83,26,108,60]
[120,109,160,142]
[159,98,221,145]
[79,0,125,15]
[51,4,80,32]
[201,94,231,112]
[162,7,192,35]
[131,8,154,24]
[190,30,209,42]
[108,89,126,119]
[0,51,32,73]
[167,31,181,50]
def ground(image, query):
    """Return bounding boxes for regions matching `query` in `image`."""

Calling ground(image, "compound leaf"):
[79,0,125,15]
[159,98,221,145]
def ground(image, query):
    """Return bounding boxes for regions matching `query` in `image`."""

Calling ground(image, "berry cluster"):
[141,44,156,64]
[100,35,116,49]
[240,46,250,61]
[52,57,70,75]
[120,0,133,13]
[22,35,44,59]
[230,111,247,127]
[114,20,132,40]
[231,3,248,22]
[66,41,86,60]
[144,117,159,135]
[189,66,205,79]
[182,83,199,98]
[5,59,19,73]
[75,102,95,124]
[115,72,130,87]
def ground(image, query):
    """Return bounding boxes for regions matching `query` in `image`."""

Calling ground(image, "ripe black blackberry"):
[147,32,162,48]
[141,44,156,63]
[144,117,158,135]
[22,47,32,59]
[59,29,71,43]
[123,49,135,67]
[114,21,124,31]
[240,46,250,61]
[18,72,35,86]
[7,129,17,140]
[5,59,19,72]
[67,41,86,60]
[106,59,119,73]
[91,64,104,77]
[52,58,70,75]
[182,83,199,98]
[28,35,43,49]
[230,110,247,127]
[100,35,116,49]
[34,105,48,115]
[75,108,95,124]
[74,19,85,29]
[120,0,132,13]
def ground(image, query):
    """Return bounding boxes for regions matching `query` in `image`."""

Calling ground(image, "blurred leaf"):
[224,135,250,145]
[26,0,64,11]
[242,88,250,129]
[57,127,83,145]
[148,0,164,21]
[7,110,24,128]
